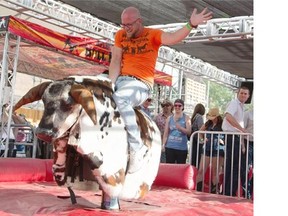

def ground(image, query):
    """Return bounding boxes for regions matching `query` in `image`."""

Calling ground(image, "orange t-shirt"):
[114,28,163,88]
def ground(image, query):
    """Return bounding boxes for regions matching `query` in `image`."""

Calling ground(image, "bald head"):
[120,7,143,38]
[121,7,141,21]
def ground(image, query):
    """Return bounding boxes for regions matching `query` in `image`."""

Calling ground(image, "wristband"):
[186,21,198,30]
[185,22,192,31]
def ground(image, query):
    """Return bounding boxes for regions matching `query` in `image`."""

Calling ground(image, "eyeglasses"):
[146,98,152,102]
[174,104,183,108]
[120,18,139,28]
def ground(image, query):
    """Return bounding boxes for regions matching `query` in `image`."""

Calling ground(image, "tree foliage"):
[208,81,253,113]
[207,81,235,114]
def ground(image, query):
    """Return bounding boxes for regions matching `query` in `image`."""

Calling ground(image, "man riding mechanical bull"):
[12,6,212,210]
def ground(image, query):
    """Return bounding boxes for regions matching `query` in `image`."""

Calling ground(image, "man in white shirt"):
[241,109,253,199]
[222,86,250,196]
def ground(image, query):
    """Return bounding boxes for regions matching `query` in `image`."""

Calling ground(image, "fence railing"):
[1,123,38,158]
[189,130,253,199]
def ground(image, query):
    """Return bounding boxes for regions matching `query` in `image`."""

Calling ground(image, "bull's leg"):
[83,151,103,170]
[67,186,77,204]
[52,137,68,185]
[92,169,125,210]
[101,191,120,210]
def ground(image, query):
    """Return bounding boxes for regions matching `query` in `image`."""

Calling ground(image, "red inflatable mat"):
[0,182,253,216]
[0,158,253,215]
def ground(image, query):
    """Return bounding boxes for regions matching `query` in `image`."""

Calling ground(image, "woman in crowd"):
[162,99,191,164]
[190,103,206,167]
[196,107,224,194]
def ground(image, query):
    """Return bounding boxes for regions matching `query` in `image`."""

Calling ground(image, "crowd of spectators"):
[140,85,253,199]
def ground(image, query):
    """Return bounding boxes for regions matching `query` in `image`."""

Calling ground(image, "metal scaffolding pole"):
[0,32,21,157]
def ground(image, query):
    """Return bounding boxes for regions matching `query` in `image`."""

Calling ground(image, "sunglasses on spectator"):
[146,98,152,102]
[174,104,183,108]
[161,104,171,107]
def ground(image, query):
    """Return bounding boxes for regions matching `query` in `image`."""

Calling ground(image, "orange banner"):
[8,16,111,66]
[154,70,172,86]
[5,16,172,86]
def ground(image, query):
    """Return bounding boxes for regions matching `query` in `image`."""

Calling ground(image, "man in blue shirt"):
[140,98,152,118]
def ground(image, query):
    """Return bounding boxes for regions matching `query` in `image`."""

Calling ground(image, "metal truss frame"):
[0,32,21,157]
[150,16,253,42]
[0,0,253,88]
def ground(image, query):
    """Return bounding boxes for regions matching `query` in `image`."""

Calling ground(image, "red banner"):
[8,16,111,66]
[6,16,172,86]
[154,70,172,86]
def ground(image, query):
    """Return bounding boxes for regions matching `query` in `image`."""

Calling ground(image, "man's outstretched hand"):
[189,8,213,27]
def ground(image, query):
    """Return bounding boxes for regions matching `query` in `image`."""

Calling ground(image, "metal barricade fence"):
[189,130,253,199]
[1,123,38,158]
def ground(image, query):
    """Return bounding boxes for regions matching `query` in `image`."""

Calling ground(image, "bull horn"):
[13,81,52,111]
[70,84,97,125]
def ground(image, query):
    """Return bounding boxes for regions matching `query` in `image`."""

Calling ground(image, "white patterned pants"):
[113,76,150,151]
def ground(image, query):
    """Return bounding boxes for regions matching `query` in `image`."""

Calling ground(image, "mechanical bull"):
[13,75,161,210]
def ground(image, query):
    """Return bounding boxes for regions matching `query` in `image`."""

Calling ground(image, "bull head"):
[69,84,97,125]
[13,81,97,125]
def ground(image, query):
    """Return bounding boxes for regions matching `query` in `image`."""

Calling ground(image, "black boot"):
[211,183,217,194]
[197,182,203,191]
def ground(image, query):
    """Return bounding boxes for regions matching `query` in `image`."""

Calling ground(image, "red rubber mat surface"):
[0,182,253,216]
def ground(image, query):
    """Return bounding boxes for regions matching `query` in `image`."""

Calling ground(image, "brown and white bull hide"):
[13,75,161,209]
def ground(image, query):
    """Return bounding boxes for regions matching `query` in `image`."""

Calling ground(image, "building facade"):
[182,77,207,115]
